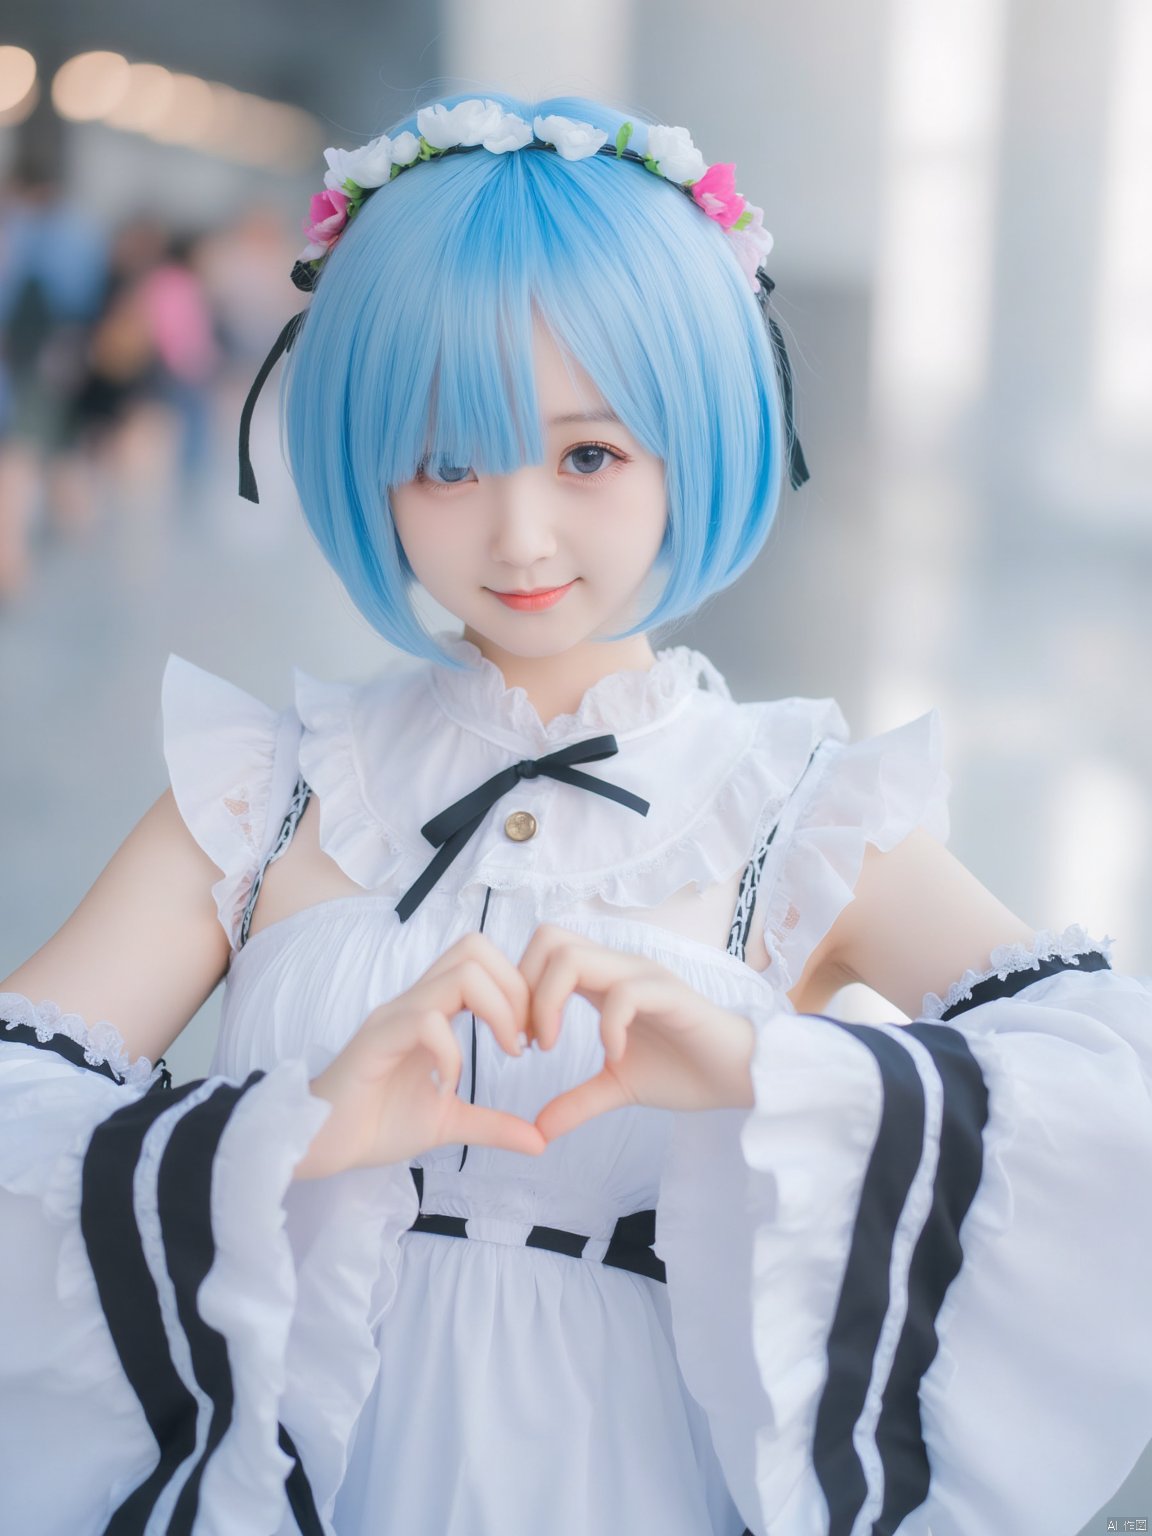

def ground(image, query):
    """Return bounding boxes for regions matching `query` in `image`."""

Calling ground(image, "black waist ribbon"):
[395,733,650,922]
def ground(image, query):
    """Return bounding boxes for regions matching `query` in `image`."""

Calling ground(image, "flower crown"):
[295,100,775,295]
[237,99,809,503]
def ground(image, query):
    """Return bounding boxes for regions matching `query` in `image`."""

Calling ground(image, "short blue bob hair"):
[281,89,794,671]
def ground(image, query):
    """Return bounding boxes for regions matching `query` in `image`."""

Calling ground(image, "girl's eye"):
[562,442,625,477]
[417,459,476,487]
[414,441,627,491]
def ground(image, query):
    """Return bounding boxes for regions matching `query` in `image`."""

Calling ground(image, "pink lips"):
[490,580,577,612]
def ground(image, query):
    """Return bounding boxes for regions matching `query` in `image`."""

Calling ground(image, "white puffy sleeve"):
[656,936,1152,1536]
[160,652,305,952]
[758,709,952,993]
[0,995,418,1536]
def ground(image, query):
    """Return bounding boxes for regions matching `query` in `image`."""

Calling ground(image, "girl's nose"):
[488,472,559,568]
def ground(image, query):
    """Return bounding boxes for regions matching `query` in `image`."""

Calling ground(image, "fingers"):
[534,1072,629,1142]
[419,934,532,1056]
[520,929,623,1051]
[411,1010,462,1095]
[597,987,638,1063]
[453,1101,547,1157]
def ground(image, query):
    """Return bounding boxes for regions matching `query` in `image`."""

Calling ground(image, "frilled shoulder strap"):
[293,665,405,891]
[160,655,303,951]
[757,708,952,992]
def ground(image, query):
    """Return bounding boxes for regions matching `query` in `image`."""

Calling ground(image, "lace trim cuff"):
[0,993,158,1089]
[919,923,1116,1021]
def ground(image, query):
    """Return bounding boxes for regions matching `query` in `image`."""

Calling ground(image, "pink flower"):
[302,189,349,249]
[727,201,775,291]
[690,163,746,229]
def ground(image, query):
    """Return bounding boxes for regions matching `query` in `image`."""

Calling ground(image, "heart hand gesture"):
[296,931,545,1179]
[519,924,759,1141]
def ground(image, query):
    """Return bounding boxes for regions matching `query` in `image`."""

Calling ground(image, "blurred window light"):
[870,0,1007,440]
[102,61,174,133]
[52,50,131,122]
[0,44,37,118]
[1090,0,1152,439]
[149,71,216,146]
[44,48,323,176]
[235,100,320,173]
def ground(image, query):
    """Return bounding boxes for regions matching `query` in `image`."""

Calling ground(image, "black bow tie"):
[395,734,650,922]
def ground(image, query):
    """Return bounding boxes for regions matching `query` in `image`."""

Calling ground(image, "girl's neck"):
[460,628,659,727]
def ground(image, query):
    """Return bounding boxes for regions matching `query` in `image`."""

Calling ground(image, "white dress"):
[2,628,1150,1536]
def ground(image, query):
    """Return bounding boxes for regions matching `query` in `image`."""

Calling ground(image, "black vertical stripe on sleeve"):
[159,1076,265,1535]
[870,1021,989,1536]
[80,1079,216,1536]
[279,1421,326,1536]
[805,1021,927,1536]
[81,1068,320,1536]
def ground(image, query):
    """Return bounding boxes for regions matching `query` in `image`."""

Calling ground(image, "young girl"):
[2,89,1150,1536]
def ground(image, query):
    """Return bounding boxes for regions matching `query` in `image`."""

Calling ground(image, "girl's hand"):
[519,924,760,1142]
[296,932,546,1178]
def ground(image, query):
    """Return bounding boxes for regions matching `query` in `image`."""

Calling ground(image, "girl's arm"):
[1,786,231,1067]
[803,824,1039,1020]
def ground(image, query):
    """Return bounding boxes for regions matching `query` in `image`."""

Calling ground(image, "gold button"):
[504,810,538,842]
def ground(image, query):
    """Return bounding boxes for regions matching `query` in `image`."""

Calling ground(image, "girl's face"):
[388,316,668,661]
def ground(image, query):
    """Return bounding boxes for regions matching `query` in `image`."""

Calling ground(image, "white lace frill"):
[161,653,303,949]
[758,709,953,993]
[298,665,860,912]
[0,992,158,1089]
[294,667,404,891]
[428,629,733,749]
[919,922,1116,1020]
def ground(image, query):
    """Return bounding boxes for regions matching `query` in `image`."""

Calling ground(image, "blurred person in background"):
[63,218,223,526]
[134,229,223,499]
[0,155,108,600]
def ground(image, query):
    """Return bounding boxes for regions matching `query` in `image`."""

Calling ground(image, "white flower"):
[298,240,329,262]
[646,123,707,184]
[417,97,507,150]
[324,134,397,191]
[532,114,609,161]
[390,130,421,167]
[484,112,534,153]
[727,201,775,291]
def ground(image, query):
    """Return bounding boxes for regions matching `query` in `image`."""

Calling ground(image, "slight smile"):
[488,580,578,611]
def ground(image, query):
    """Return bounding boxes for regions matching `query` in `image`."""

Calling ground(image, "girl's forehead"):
[530,316,613,424]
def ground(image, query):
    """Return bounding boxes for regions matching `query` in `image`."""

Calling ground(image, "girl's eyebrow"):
[547,410,621,426]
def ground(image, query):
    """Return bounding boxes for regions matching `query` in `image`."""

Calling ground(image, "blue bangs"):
[281,90,789,669]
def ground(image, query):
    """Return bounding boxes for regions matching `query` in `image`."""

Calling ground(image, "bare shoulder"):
[2,787,232,1069]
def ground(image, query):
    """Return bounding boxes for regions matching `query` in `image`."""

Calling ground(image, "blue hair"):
[281,90,791,671]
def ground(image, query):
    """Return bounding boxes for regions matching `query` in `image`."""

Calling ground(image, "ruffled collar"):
[425,628,733,750]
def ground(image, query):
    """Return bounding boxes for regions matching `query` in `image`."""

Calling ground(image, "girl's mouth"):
[489,581,577,612]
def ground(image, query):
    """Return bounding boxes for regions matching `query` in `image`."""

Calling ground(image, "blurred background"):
[0,2,1149,1519]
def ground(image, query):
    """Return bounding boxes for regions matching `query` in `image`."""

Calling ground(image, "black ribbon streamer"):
[755,269,810,491]
[237,310,306,503]
[395,733,650,922]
